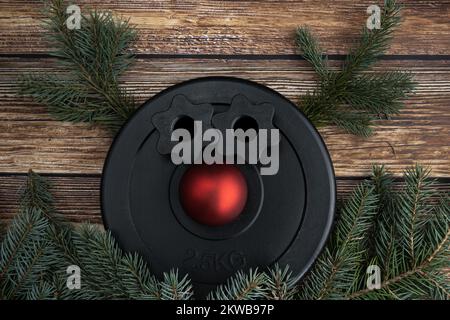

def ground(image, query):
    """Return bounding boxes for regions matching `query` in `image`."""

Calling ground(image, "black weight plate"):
[101,77,335,295]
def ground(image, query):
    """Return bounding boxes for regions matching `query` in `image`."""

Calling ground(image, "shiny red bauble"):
[179,164,248,226]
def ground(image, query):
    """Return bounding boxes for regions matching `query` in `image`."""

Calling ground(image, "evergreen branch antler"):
[295,27,328,79]
[343,0,401,75]
[18,0,137,132]
[19,0,415,137]
[296,0,415,136]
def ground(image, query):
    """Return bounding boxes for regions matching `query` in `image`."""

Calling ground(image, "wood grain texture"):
[1,175,448,224]
[1,57,449,176]
[0,0,449,55]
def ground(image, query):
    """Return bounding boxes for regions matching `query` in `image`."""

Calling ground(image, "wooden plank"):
[1,175,448,224]
[1,57,449,176]
[0,0,449,55]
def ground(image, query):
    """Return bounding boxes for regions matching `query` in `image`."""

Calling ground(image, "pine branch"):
[0,208,54,299]
[345,72,415,117]
[71,225,185,299]
[20,170,63,225]
[1,167,448,300]
[0,208,48,286]
[370,166,397,279]
[208,269,268,300]
[207,265,297,300]
[18,172,163,300]
[331,110,374,137]
[26,281,56,300]
[349,228,449,299]
[297,165,449,300]
[49,271,95,300]
[298,183,378,299]
[72,225,129,299]
[0,171,81,300]
[397,165,435,265]
[1,171,193,300]
[20,170,81,273]
[18,0,136,132]
[348,166,449,300]
[118,253,161,299]
[159,270,193,300]
[296,0,415,136]
[265,264,297,300]
[19,75,126,127]
[295,27,328,79]
[342,0,401,76]
[5,236,58,299]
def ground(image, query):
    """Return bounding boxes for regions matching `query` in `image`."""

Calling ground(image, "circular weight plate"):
[101,77,335,295]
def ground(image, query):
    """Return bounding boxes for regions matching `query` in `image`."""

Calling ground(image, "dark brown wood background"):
[0,0,449,224]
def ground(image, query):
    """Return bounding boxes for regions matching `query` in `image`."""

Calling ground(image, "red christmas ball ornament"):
[179,164,248,226]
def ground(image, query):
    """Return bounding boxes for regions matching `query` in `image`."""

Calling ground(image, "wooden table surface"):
[0,0,449,223]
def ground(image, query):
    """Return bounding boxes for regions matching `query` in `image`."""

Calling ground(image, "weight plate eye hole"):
[232,116,259,132]
[172,115,195,137]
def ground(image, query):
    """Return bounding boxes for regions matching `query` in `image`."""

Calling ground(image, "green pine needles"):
[1,166,448,299]
[19,0,414,136]
[0,170,193,300]
[19,0,137,132]
[208,265,298,300]
[296,0,415,136]
[299,165,449,300]
[7,0,446,300]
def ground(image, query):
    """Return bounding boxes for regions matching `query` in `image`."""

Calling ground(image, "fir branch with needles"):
[6,0,448,301]
[208,269,268,300]
[296,0,415,136]
[265,264,298,300]
[207,265,298,300]
[297,183,379,299]
[0,170,193,300]
[18,0,137,132]
[19,0,414,137]
[0,208,54,299]
[298,165,449,300]
[348,168,450,300]
[0,165,448,300]
[370,165,398,278]
[159,270,193,300]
